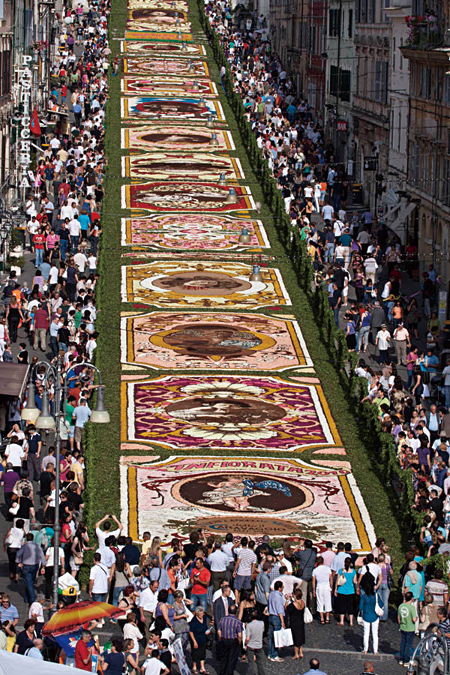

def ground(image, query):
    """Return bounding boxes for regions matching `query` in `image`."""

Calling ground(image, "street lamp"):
[21,358,110,608]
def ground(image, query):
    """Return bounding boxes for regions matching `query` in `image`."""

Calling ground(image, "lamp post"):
[21,357,110,608]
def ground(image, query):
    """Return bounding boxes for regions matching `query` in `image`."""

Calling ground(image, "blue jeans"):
[378,583,390,621]
[444,385,450,410]
[113,585,127,606]
[22,564,39,603]
[35,248,43,267]
[60,239,68,261]
[399,630,415,663]
[191,593,208,611]
[357,325,370,352]
[92,592,107,602]
[70,235,79,253]
[333,307,340,326]
[268,615,281,659]
[325,243,335,263]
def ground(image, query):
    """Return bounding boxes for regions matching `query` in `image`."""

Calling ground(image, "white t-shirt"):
[123,623,143,653]
[359,562,381,580]
[29,601,45,622]
[96,526,120,548]
[89,562,109,593]
[312,565,332,585]
[322,205,333,221]
[142,658,167,675]
[376,330,391,351]
[5,443,25,466]
[46,546,65,568]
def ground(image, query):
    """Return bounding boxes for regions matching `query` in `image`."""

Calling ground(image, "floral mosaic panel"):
[121,125,234,153]
[122,376,341,452]
[120,455,375,550]
[121,182,255,213]
[121,259,291,309]
[122,76,217,98]
[120,214,266,248]
[121,97,225,122]
[120,41,205,57]
[121,311,312,371]
[121,153,243,181]
[123,58,209,77]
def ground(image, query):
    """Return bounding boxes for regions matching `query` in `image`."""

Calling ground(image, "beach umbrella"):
[42,600,122,637]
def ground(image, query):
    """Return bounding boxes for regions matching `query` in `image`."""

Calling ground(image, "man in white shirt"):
[89,553,109,602]
[138,579,159,632]
[208,541,229,590]
[375,325,391,365]
[96,540,116,572]
[331,544,348,578]
[5,437,25,473]
[322,203,334,223]
[95,514,123,547]
[358,554,382,589]
[141,651,169,675]
[363,255,378,284]
[270,566,303,598]
[74,251,88,273]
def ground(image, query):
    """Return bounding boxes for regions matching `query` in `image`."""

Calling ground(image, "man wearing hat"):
[375,324,391,365]
[393,322,411,367]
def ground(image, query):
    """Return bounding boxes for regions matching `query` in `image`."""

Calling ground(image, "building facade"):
[352,0,391,211]
[324,0,355,164]
[401,0,450,286]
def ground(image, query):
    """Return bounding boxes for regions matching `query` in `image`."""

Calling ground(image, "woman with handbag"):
[286,587,305,660]
[111,552,132,606]
[334,557,357,627]
[359,572,384,654]
[173,590,193,650]
[70,523,91,579]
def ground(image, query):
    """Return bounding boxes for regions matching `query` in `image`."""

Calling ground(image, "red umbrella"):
[42,600,123,636]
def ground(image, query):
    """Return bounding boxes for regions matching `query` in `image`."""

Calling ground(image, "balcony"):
[404,15,443,49]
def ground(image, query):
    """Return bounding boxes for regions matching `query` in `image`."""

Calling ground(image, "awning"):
[0,363,29,398]
[0,651,87,675]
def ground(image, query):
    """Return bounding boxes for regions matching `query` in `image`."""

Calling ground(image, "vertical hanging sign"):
[15,54,33,189]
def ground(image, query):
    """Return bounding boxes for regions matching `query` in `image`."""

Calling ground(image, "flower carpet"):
[120,214,266,248]
[113,0,377,550]
[122,152,243,181]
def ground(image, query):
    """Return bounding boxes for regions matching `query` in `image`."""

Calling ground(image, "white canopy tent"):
[0,650,87,674]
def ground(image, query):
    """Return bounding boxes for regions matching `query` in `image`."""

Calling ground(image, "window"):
[393,37,396,71]
[400,38,403,70]
[444,74,450,103]
[348,9,353,37]
[398,110,401,150]
[375,61,388,103]
[329,9,341,36]
[419,66,432,98]
[443,159,450,206]
[329,66,351,101]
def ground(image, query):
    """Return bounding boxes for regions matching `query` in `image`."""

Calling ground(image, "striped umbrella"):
[41,600,123,637]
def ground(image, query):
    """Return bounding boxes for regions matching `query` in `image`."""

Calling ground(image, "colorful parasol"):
[42,600,123,636]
